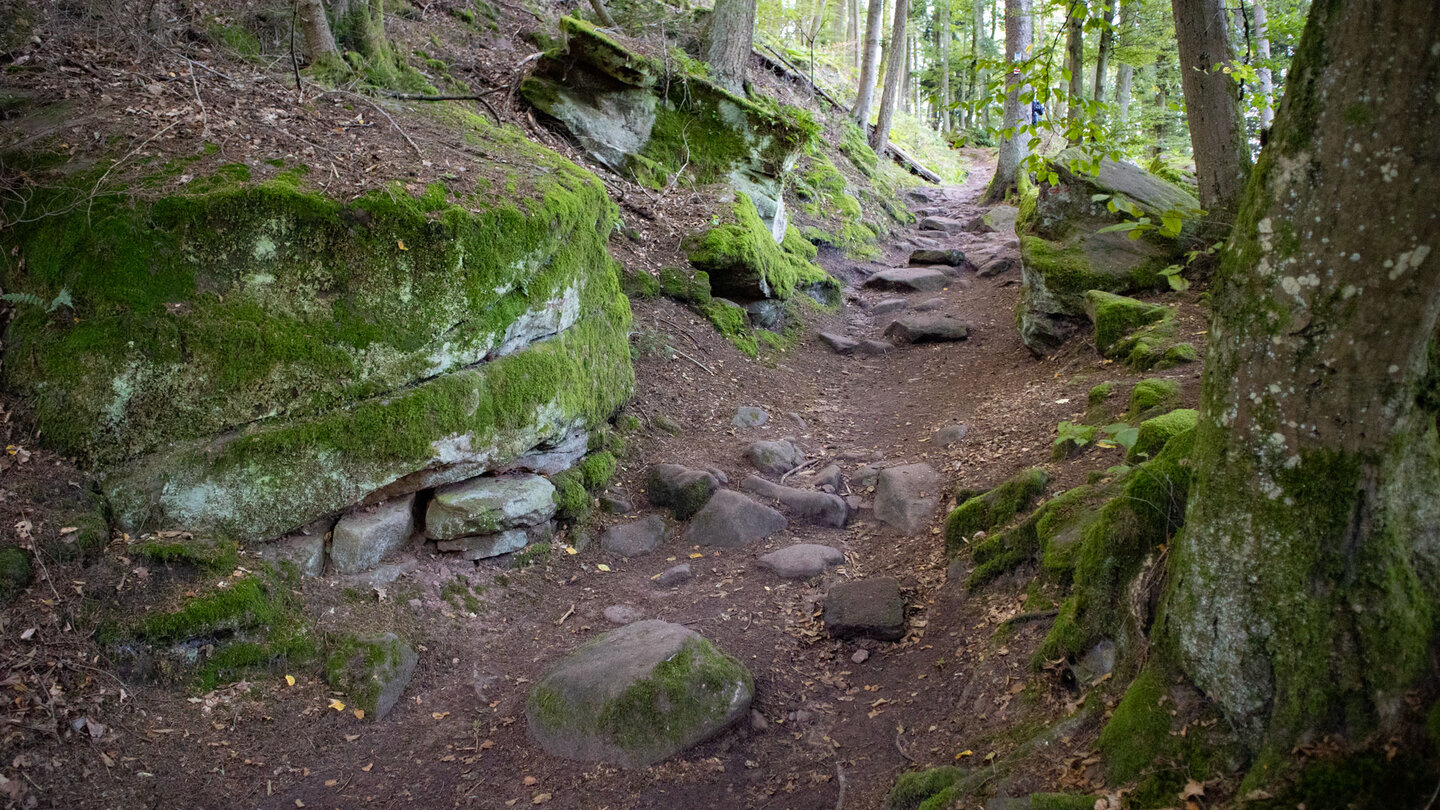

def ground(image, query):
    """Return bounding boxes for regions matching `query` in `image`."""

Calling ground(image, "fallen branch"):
[780,458,820,484]
[672,347,715,376]
[553,604,575,625]
[657,316,705,352]
[328,90,423,157]
[834,761,847,810]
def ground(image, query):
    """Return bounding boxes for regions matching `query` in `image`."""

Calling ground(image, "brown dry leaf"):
[361,763,373,772]
[324,779,338,787]
[531,793,552,804]
[523,776,537,786]
[1181,778,1206,800]
[432,711,450,720]
[353,708,365,720]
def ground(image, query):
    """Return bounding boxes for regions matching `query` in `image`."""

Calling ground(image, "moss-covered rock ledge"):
[2,159,633,543]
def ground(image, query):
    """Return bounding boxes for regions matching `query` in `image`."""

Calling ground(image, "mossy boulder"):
[1085,291,1197,370]
[1127,378,1182,419]
[1084,290,1169,355]
[1128,409,1198,461]
[325,632,419,721]
[526,619,753,767]
[2,141,633,544]
[887,766,965,809]
[944,468,1049,554]
[1016,149,1201,355]
[686,193,839,304]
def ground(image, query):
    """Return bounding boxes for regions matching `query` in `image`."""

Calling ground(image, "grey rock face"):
[976,252,1020,277]
[857,339,894,355]
[819,332,860,355]
[647,464,721,520]
[601,492,635,514]
[757,544,846,578]
[873,463,942,534]
[908,249,969,267]
[260,530,327,577]
[883,315,970,344]
[512,425,590,475]
[871,298,908,316]
[812,464,843,491]
[436,528,529,559]
[744,440,803,476]
[603,604,645,625]
[824,577,905,641]
[732,406,769,427]
[864,267,949,293]
[425,475,556,540]
[526,620,753,767]
[331,495,416,575]
[682,490,787,547]
[600,514,667,557]
[744,299,787,331]
[740,475,849,528]
[917,216,964,234]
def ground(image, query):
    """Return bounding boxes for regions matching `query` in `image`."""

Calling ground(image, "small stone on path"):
[819,332,859,355]
[732,406,769,427]
[647,464,720,520]
[913,298,944,312]
[601,492,634,514]
[757,543,846,578]
[908,248,968,266]
[741,475,848,527]
[656,563,693,587]
[599,515,666,557]
[813,464,842,491]
[857,339,893,355]
[884,314,970,344]
[744,439,803,475]
[603,604,645,625]
[934,424,969,446]
[871,298,907,316]
[851,649,870,664]
[824,577,906,641]
[873,463,942,534]
[917,216,964,234]
[331,494,416,575]
[682,490,787,547]
[864,267,949,293]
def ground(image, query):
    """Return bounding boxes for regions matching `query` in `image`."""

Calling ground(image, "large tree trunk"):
[1093,0,1115,102]
[869,0,910,150]
[1112,0,1134,123]
[1252,0,1273,129]
[299,0,337,62]
[938,0,951,132]
[849,0,862,75]
[1167,0,1440,757]
[1064,0,1084,142]
[982,0,1031,203]
[964,0,981,129]
[703,0,758,94]
[1171,0,1250,217]
[852,0,887,123]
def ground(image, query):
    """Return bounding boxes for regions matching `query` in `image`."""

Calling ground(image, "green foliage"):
[511,542,552,568]
[686,194,836,302]
[1053,421,1098,459]
[135,536,240,572]
[0,547,32,604]
[888,767,965,810]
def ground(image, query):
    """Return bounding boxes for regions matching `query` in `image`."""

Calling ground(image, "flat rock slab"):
[864,267,949,293]
[603,604,645,625]
[600,515,667,557]
[647,464,720,520]
[813,464,843,491]
[917,216,964,234]
[824,577,905,641]
[741,475,848,528]
[871,298,908,316]
[436,528,529,559]
[873,463,942,534]
[526,620,753,767]
[884,315,970,344]
[732,406,769,427]
[908,249,968,267]
[934,424,969,446]
[857,339,894,355]
[758,544,846,578]
[976,252,1020,277]
[331,494,416,575]
[819,332,860,355]
[426,475,555,540]
[744,440,803,476]
[682,490,787,547]
[326,632,418,721]
[655,563,693,587]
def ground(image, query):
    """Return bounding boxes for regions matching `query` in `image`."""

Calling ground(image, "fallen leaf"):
[324,779,338,787]
[397,240,408,251]
[285,675,296,686]
[955,750,973,759]
[328,699,346,712]
[432,711,450,720]
[523,776,538,786]
[595,564,611,572]
[532,794,552,805]
[353,708,365,720]
[565,547,578,555]
[361,763,373,772]
[1181,779,1206,800]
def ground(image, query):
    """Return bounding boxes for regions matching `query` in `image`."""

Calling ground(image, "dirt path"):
[25,161,1194,810]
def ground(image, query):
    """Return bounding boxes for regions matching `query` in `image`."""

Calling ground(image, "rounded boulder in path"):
[682,490,787,547]
[757,543,846,578]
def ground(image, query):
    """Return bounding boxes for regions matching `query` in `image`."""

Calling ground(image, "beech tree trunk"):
[1112,0,1134,123]
[299,0,337,62]
[869,0,910,151]
[1171,0,1250,217]
[1253,0,1273,129]
[1064,0,1084,142]
[1167,0,1440,757]
[703,0,758,94]
[588,0,617,28]
[852,0,886,123]
[1093,0,1116,102]
[982,0,1031,203]
[938,0,951,132]
[849,0,861,74]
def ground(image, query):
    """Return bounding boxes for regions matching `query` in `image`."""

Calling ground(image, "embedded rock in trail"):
[259,531,327,577]
[741,475,849,528]
[745,440,804,476]
[601,492,634,514]
[656,563,693,587]
[934,424,969,446]
[884,315,971,344]
[912,299,945,312]
[1017,147,1201,355]
[819,332,860,355]
[603,605,645,625]
[600,515,667,557]
[732,406,769,428]
[873,463,942,534]
[864,267,950,293]
[824,577,906,641]
[647,464,721,520]
[757,544,846,578]
[975,251,1020,278]
[325,633,418,721]
[330,495,417,575]
[682,490,787,547]
[1073,639,1117,685]
[425,475,556,540]
[871,298,908,316]
[5,118,633,545]
[857,339,894,355]
[908,249,969,267]
[813,464,843,491]
[526,620,753,767]
[436,528,530,560]
[918,216,965,234]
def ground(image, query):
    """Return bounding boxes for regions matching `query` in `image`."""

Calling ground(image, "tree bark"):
[1168,0,1440,757]
[1093,0,1116,102]
[852,0,887,123]
[1171,0,1250,217]
[1112,0,1134,122]
[299,0,337,62]
[703,0,758,94]
[982,0,1030,203]
[849,0,861,75]
[1064,0,1084,142]
[1252,0,1273,129]
[869,0,910,151]
[1149,54,1166,158]
[939,0,951,132]
[588,0,617,28]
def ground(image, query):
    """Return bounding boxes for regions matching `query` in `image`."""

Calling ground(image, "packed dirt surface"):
[0,147,1207,808]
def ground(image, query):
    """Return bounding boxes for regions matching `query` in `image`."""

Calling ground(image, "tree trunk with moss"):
[335,0,387,59]
[299,0,337,62]
[1166,0,1440,764]
[852,0,886,123]
[703,0,758,94]
[869,0,909,151]
[982,0,1031,203]
[1064,0,1083,143]
[1170,0,1249,218]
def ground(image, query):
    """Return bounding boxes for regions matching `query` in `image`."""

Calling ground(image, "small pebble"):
[852,649,870,664]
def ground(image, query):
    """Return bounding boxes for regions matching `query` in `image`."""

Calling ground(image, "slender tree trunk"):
[901,27,913,113]
[1150,54,1166,158]
[335,0,387,60]
[1112,0,1134,123]
[833,0,848,54]
[1253,0,1273,128]
[965,0,981,129]
[939,0,951,132]
[1167,0,1440,757]
[849,0,861,75]
[852,0,886,123]
[869,0,910,150]
[1093,0,1115,101]
[703,0,758,94]
[299,0,337,61]
[1064,0,1084,142]
[1171,0,1250,217]
[807,0,828,43]
[982,0,1031,203]
[588,0,617,28]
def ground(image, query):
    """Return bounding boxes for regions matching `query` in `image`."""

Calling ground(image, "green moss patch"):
[1127,378,1182,419]
[0,547,32,604]
[686,194,838,302]
[1084,290,1169,355]
[945,468,1049,554]
[1128,409,1198,462]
